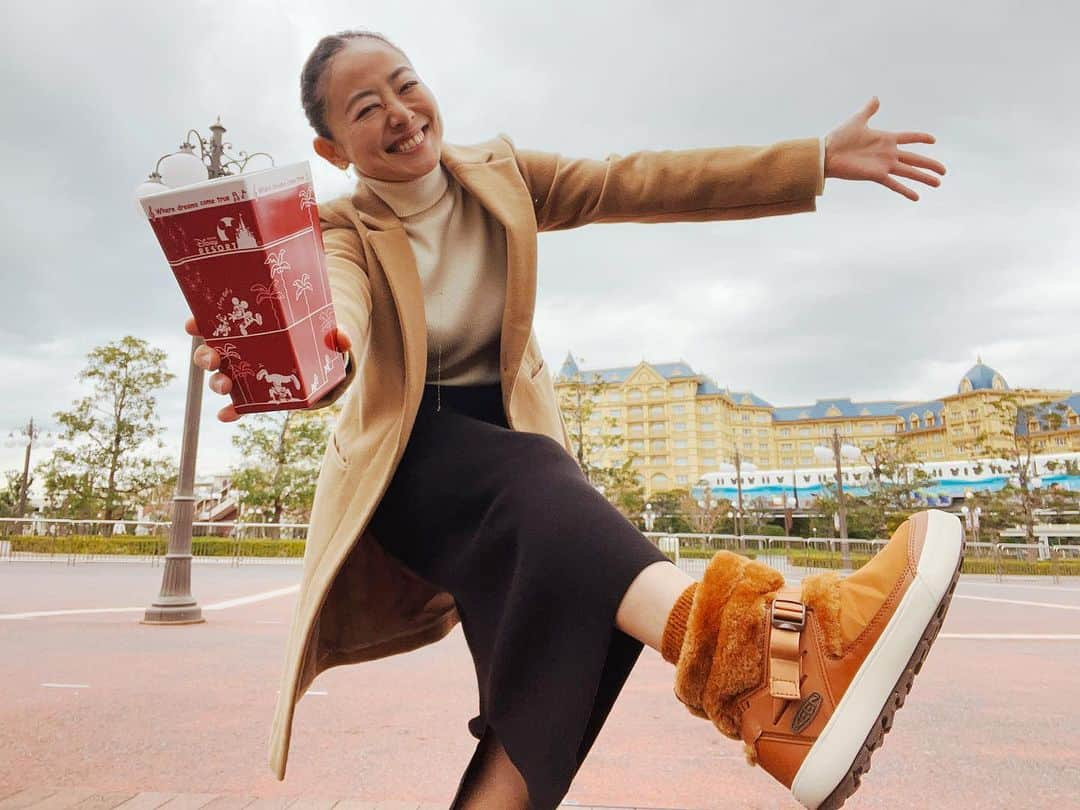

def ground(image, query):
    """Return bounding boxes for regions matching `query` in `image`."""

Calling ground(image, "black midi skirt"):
[367,381,672,810]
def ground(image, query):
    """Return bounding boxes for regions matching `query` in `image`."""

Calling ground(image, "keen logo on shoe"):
[792,693,823,733]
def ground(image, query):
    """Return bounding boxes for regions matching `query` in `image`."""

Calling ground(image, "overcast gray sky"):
[2,0,1077,487]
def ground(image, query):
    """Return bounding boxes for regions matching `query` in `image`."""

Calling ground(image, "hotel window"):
[758,443,769,450]
[800,456,812,465]
[650,422,666,432]
[651,439,666,451]
[676,475,688,484]
[757,428,768,436]
[702,439,716,448]
[782,456,794,465]
[741,441,753,450]
[741,414,751,423]
[925,413,936,427]
[607,391,622,401]
[780,428,791,436]
[630,440,644,450]
[676,457,688,466]
[702,457,717,466]
[649,387,664,399]
[883,424,896,433]
[674,439,688,449]
[699,405,713,415]
[701,422,715,431]
[631,425,644,435]
[629,406,644,418]
[968,408,978,418]
[629,389,643,401]
[632,458,644,466]
[650,405,665,417]
[781,442,794,451]
[608,409,622,418]
[910,416,920,429]
[651,455,668,465]
[799,427,811,436]
[590,427,601,436]
[799,441,811,450]
[675,422,687,431]
[742,428,752,436]
[673,404,686,414]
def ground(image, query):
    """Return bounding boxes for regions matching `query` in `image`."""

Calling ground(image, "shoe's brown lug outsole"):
[815,537,966,810]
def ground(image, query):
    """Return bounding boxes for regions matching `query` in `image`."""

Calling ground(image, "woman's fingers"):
[217,403,241,423]
[326,326,352,353]
[892,162,942,188]
[897,149,947,176]
[209,372,232,395]
[879,175,919,202]
[193,344,220,371]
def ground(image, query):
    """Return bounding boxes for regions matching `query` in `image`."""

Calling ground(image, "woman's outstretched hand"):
[184,316,352,423]
[824,96,946,201]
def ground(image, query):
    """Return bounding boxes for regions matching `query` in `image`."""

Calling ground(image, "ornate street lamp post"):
[134,119,272,626]
[4,418,57,520]
[814,428,861,567]
[718,449,756,541]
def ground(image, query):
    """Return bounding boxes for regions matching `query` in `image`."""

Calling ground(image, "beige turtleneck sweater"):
[360,163,507,387]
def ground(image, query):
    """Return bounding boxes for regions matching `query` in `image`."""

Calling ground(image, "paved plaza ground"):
[1,560,1078,809]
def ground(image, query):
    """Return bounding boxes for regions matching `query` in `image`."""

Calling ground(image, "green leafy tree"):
[0,469,27,518]
[228,408,332,536]
[557,363,642,515]
[858,436,933,537]
[47,336,177,524]
[647,488,693,534]
[971,392,1069,550]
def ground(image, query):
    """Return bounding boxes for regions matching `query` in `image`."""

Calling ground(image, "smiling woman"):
[246,26,957,810]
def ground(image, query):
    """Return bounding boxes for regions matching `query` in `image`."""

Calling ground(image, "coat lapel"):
[348,140,539,411]
[441,144,538,402]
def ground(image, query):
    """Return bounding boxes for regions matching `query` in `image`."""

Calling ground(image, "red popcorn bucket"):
[140,162,346,414]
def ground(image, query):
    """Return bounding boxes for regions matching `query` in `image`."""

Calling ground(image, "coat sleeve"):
[504,133,823,232]
[308,221,372,411]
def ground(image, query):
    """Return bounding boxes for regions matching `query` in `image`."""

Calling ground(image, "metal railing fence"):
[2,518,1076,580]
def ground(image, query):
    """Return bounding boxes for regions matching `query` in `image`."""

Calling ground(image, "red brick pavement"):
[1,563,1078,809]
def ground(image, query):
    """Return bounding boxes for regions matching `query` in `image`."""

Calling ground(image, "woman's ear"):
[313,136,347,169]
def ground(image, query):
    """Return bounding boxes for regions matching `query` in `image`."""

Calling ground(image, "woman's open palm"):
[824,96,947,201]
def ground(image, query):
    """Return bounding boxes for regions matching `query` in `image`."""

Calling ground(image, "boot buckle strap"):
[768,590,805,700]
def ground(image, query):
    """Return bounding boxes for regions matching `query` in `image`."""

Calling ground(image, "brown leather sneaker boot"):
[661,509,965,809]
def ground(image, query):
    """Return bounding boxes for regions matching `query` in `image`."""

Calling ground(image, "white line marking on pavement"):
[940,633,1080,640]
[41,683,89,688]
[0,607,143,620]
[958,581,1080,593]
[0,585,299,620]
[954,594,1080,610]
[203,585,298,610]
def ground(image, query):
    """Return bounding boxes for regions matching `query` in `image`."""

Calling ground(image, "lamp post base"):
[141,551,205,625]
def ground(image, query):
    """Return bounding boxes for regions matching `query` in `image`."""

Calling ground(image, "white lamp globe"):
[134,176,168,217]
[813,446,832,463]
[158,145,208,189]
[840,443,861,460]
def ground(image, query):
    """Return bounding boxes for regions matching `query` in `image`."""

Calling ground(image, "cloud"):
[2,0,1077,486]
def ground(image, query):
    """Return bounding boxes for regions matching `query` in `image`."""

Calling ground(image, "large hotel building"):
[554,355,1080,496]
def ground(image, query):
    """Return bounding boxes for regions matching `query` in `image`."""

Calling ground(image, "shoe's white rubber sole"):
[790,509,965,810]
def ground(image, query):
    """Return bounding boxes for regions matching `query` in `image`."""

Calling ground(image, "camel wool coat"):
[268,133,824,779]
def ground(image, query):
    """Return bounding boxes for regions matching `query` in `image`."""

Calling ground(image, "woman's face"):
[313,39,443,183]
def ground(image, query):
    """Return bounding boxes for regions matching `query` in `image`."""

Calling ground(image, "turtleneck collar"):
[358,162,450,218]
